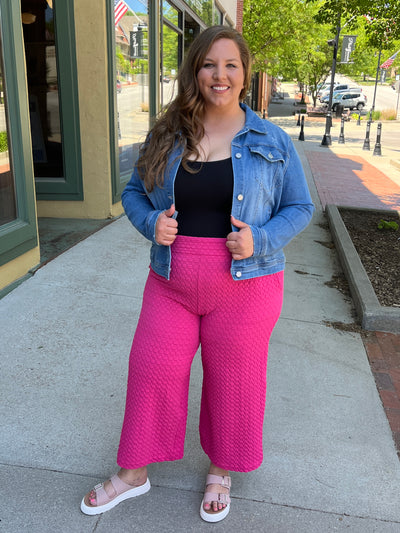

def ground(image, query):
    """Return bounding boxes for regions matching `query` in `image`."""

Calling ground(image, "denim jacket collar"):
[238,102,269,135]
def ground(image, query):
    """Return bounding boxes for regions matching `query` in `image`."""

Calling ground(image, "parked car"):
[319,83,360,101]
[317,81,339,97]
[331,91,367,111]
[320,87,361,104]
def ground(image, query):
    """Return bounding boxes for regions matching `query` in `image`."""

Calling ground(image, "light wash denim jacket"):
[122,104,314,281]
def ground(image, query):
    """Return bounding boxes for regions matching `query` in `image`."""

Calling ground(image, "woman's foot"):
[200,463,231,523]
[81,467,150,515]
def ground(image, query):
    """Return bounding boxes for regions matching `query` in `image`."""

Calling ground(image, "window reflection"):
[115,10,149,181]
[185,0,213,25]
[161,24,178,108]
[21,0,64,178]
[0,30,17,226]
[163,1,179,26]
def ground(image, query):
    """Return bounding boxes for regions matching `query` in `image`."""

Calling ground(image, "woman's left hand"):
[226,216,254,260]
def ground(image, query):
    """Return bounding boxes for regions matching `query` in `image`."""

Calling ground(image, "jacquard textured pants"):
[117,235,284,472]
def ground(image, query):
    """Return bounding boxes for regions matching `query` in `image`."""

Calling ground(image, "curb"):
[391,159,400,171]
[326,204,400,334]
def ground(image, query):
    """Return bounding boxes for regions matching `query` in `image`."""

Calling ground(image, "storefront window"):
[161,24,179,108]
[0,31,16,226]
[163,1,179,26]
[114,8,149,181]
[215,6,222,25]
[186,0,213,26]
[21,0,64,178]
[161,2,182,108]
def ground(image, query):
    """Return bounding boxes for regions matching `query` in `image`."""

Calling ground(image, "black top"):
[174,158,234,238]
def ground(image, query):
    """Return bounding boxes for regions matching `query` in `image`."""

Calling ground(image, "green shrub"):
[0,131,8,152]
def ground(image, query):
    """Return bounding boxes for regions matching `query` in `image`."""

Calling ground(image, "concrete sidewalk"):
[2,91,400,532]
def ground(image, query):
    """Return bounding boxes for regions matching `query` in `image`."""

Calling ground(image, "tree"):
[297,40,333,106]
[243,0,301,75]
[243,0,334,103]
[307,0,400,48]
[337,20,400,82]
[242,0,399,105]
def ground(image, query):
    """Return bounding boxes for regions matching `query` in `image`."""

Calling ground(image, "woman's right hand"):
[155,204,178,245]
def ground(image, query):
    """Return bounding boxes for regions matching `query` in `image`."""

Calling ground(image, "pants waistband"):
[171,235,230,257]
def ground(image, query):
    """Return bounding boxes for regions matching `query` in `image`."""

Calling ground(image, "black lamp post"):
[321,15,341,146]
[368,46,382,122]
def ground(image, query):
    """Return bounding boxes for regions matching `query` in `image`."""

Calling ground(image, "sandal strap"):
[92,474,134,506]
[92,483,112,507]
[203,491,231,505]
[205,474,231,489]
[109,474,135,493]
[203,474,231,506]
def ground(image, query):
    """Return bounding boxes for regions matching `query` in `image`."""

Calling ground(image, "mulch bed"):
[339,208,400,308]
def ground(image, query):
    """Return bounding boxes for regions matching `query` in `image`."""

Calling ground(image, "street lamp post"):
[321,15,341,146]
[368,46,382,121]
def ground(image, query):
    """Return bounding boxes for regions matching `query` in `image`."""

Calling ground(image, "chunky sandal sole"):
[200,499,230,523]
[80,477,151,515]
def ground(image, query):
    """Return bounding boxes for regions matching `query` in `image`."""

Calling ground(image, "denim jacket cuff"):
[147,210,164,245]
[250,225,267,257]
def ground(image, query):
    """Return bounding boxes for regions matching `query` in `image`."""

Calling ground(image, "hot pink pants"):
[117,235,283,472]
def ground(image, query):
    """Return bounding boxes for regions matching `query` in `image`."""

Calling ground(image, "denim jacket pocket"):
[246,145,286,223]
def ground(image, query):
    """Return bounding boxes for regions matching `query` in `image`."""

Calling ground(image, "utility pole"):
[321,12,341,146]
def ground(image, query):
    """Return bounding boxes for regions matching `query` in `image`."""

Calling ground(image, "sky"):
[125,0,148,14]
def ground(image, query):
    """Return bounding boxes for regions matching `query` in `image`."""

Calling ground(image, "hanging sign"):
[130,27,147,58]
[340,35,357,63]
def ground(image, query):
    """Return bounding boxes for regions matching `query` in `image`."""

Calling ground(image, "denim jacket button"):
[237,194,244,201]
[235,153,242,159]
[268,152,273,159]
[235,271,242,278]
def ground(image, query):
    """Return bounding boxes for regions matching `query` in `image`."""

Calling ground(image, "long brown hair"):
[136,26,252,192]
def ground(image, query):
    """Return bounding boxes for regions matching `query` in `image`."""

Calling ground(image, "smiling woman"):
[81,25,314,525]
[197,39,245,115]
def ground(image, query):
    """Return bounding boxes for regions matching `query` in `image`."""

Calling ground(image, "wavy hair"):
[136,26,252,192]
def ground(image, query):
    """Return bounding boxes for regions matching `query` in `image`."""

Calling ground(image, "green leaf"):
[377,219,399,231]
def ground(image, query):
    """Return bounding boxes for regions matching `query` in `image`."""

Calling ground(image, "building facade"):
[0,0,241,294]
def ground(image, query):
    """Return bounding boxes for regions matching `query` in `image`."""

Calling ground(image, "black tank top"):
[174,158,234,238]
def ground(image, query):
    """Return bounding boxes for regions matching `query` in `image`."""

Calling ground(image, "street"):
[117,80,176,144]
[337,74,400,115]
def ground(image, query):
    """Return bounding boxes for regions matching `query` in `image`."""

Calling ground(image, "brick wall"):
[236,0,243,32]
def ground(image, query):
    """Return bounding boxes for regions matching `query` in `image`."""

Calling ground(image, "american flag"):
[380,50,399,69]
[115,0,128,25]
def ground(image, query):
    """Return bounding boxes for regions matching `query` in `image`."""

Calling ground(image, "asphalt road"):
[337,74,400,114]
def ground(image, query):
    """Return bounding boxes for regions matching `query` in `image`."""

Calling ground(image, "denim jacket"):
[122,104,314,281]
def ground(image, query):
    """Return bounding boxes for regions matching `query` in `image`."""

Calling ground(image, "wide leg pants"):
[117,235,283,472]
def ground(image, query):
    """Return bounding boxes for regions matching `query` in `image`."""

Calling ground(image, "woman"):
[81,26,314,523]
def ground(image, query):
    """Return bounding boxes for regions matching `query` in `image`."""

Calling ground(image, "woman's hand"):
[155,204,178,245]
[226,216,254,260]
